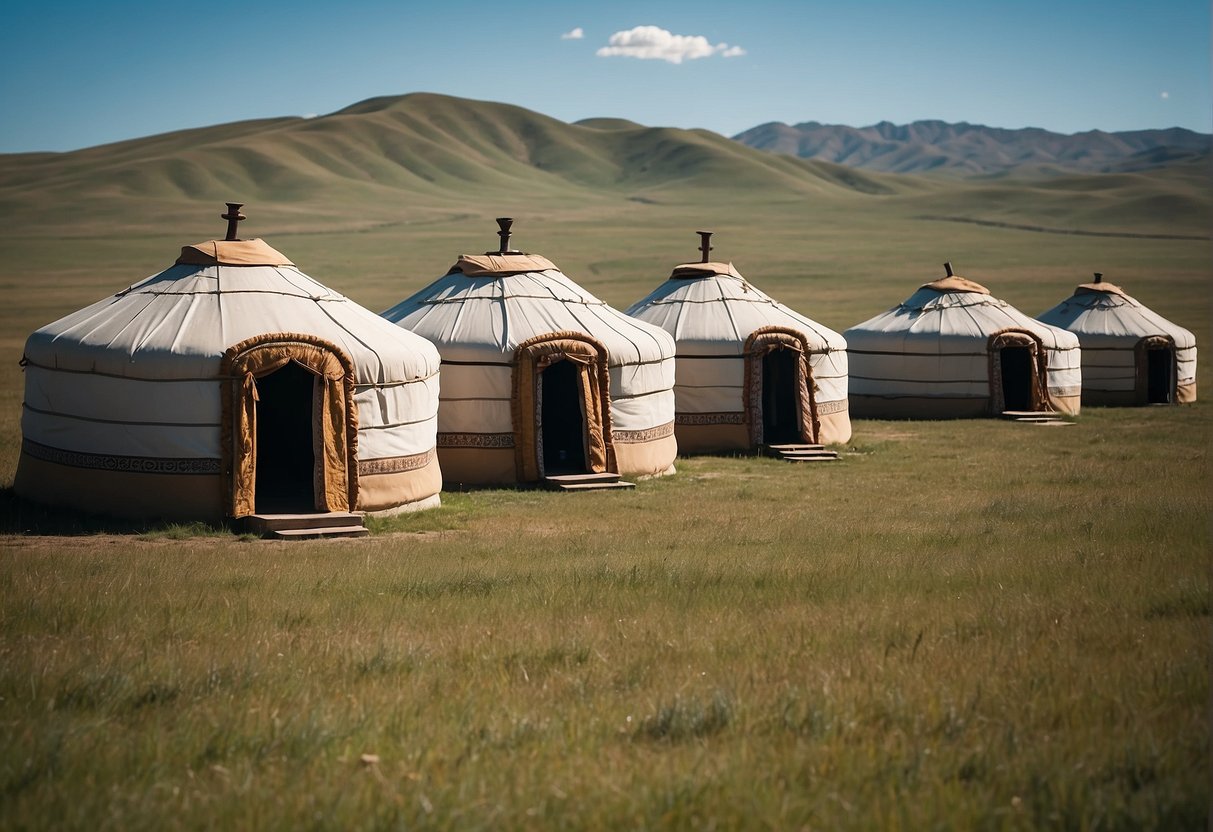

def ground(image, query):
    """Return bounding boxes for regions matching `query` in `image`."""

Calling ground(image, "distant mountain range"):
[732,120,1213,176]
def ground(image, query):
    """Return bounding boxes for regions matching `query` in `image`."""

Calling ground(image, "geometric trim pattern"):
[1048,386,1082,398]
[612,421,675,444]
[21,438,221,474]
[436,432,516,449]
[675,412,745,426]
[357,448,435,476]
[815,398,849,415]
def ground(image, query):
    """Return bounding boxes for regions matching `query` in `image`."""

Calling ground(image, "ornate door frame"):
[511,332,614,481]
[743,327,818,446]
[220,333,358,517]
[987,329,1048,414]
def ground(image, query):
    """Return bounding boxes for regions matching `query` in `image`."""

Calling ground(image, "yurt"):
[16,204,442,521]
[1037,273,1196,406]
[381,219,677,486]
[845,263,1082,418]
[626,232,851,452]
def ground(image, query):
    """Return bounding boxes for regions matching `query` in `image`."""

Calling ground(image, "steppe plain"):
[0,95,1208,828]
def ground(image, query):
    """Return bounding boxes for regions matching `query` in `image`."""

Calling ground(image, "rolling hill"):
[0,93,1207,242]
[732,119,1212,176]
[0,94,908,238]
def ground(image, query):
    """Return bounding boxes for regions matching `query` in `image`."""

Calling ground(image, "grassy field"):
[0,99,1209,827]
[0,411,1207,829]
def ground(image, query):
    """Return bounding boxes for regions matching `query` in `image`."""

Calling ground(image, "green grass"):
[0,98,1209,827]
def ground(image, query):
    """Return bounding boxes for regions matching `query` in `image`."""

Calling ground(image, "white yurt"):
[626,232,850,452]
[845,263,1082,418]
[16,204,442,521]
[381,219,677,485]
[1038,272,1196,406]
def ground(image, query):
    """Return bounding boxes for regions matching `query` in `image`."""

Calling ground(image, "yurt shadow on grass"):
[1038,273,1197,407]
[0,486,237,537]
[382,219,678,489]
[14,205,443,530]
[844,262,1083,419]
[626,232,850,461]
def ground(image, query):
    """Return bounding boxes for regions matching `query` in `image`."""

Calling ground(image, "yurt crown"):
[943,261,955,277]
[697,231,713,263]
[221,202,246,241]
[490,217,523,255]
[1093,272,1103,284]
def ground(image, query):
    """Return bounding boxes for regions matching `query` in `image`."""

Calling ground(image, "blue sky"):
[1,0,1209,153]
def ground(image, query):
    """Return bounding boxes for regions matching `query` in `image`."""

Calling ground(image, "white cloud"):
[561,27,584,40]
[596,25,746,64]
[1160,91,1170,99]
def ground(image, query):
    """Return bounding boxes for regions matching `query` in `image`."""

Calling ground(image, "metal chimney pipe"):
[697,231,713,263]
[496,218,514,254]
[221,203,246,241]
[1093,272,1103,284]
[943,261,955,277]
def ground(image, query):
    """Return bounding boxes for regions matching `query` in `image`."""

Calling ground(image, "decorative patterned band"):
[816,398,850,415]
[357,449,434,476]
[675,412,745,426]
[22,439,221,475]
[436,432,516,449]
[675,400,848,425]
[612,421,675,444]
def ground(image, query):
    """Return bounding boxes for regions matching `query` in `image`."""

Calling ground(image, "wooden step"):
[1000,410,1071,425]
[551,481,636,492]
[765,442,840,463]
[244,512,365,536]
[268,525,370,540]
[543,472,622,489]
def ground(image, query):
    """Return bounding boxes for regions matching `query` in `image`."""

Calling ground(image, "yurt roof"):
[382,219,675,365]
[176,238,294,267]
[846,263,1079,349]
[920,275,990,294]
[1038,273,1195,348]
[1072,272,1127,296]
[447,252,558,276]
[626,235,844,354]
[24,206,440,384]
[918,261,990,295]
[669,261,744,280]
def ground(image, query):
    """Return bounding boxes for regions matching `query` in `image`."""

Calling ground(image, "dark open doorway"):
[1146,348,1174,404]
[762,348,801,444]
[255,361,316,513]
[541,360,587,475]
[999,347,1034,412]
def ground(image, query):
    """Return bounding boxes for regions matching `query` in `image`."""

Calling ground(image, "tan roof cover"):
[670,261,744,280]
[448,253,558,277]
[176,239,293,266]
[921,275,990,294]
[1074,280,1126,296]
